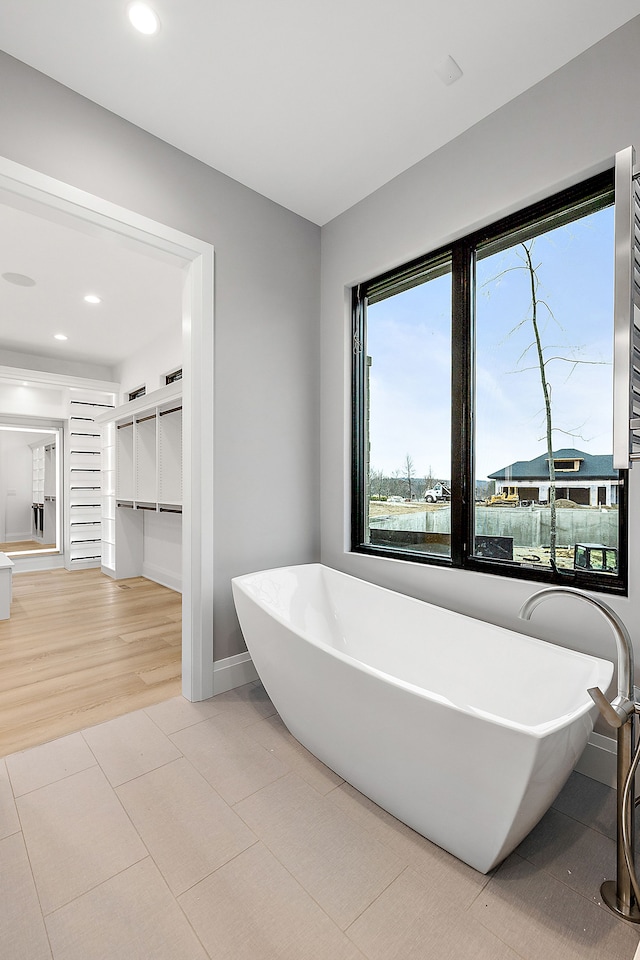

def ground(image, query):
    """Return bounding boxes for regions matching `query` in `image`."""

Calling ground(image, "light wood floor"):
[0,540,56,553]
[0,567,182,757]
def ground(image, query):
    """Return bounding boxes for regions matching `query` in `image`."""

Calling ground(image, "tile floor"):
[1,680,639,960]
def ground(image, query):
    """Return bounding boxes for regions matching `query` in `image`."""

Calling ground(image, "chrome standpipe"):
[519,587,640,923]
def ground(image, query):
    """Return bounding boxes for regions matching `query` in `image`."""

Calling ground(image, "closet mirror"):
[0,422,62,556]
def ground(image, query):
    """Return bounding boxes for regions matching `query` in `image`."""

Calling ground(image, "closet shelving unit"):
[31,442,45,541]
[67,394,115,569]
[30,439,57,544]
[95,382,182,580]
[43,440,57,545]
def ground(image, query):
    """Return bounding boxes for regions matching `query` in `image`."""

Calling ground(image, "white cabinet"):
[95,383,182,583]
[67,395,115,569]
[108,388,182,511]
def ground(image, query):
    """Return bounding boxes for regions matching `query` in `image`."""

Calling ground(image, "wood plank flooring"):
[0,540,56,553]
[0,567,182,757]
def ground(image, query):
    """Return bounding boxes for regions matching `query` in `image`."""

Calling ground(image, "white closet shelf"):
[94,381,182,426]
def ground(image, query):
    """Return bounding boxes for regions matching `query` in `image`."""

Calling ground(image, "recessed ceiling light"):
[84,294,102,304]
[2,271,36,287]
[127,2,160,35]
[54,333,68,341]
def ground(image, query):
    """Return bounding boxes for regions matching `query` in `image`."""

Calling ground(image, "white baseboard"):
[212,652,258,695]
[141,561,182,593]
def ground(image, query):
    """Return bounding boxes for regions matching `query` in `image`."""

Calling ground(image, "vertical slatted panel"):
[632,174,640,458]
[613,146,640,467]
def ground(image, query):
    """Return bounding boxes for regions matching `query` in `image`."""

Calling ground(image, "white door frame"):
[0,155,215,701]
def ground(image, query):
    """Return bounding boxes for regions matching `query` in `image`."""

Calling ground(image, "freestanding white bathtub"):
[231,563,613,873]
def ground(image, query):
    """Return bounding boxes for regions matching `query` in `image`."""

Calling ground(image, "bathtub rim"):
[231,562,614,740]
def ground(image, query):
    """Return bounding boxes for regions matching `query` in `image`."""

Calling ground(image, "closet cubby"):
[116,421,135,502]
[135,413,158,503]
[95,382,183,581]
[158,405,182,505]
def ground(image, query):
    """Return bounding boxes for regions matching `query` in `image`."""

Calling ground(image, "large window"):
[352,171,628,594]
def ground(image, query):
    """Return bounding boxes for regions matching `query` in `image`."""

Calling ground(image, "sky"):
[366,204,615,481]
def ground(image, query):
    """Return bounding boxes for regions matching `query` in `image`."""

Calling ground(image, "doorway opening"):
[0,155,215,703]
[0,421,63,556]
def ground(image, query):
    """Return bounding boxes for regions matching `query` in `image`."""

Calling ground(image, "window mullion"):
[351,286,367,549]
[450,241,474,565]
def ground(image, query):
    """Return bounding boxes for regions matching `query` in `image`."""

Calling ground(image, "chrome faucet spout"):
[518,586,634,703]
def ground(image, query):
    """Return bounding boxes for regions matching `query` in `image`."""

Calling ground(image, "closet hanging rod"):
[159,405,182,417]
[117,421,134,429]
[159,507,182,514]
[136,413,157,424]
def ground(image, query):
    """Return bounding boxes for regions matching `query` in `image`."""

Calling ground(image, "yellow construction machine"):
[486,487,520,506]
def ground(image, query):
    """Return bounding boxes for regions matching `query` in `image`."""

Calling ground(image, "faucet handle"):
[587,687,635,728]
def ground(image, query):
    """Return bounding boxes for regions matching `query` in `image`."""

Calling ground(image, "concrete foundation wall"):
[371,506,618,548]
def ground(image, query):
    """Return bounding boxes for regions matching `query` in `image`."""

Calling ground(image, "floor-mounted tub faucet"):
[519,586,640,922]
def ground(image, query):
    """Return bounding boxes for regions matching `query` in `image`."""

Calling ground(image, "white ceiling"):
[0,191,184,372]
[0,1,639,370]
[1,0,639,226]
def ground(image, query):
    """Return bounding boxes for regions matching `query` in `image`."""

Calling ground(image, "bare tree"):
[515,241,605,564]
[369,467,385,499]
[485,239,606,567]
[403,453,415,500]
[521,242,558,562]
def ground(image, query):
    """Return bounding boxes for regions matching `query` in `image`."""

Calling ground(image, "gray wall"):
[0,51,321,663]
[320,17,640,675]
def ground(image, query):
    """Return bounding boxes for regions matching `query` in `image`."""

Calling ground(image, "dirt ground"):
[369,501,435,517]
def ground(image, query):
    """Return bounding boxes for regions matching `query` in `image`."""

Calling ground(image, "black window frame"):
[352,169,628,596]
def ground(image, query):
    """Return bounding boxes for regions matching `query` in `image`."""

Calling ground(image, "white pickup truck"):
[424,482,451,503]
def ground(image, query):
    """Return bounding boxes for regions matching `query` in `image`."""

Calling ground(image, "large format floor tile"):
[17,765,148,914]
[144,694,221,735]
[6,732,96,797]
[347,866,521,960]
[116,757,257,895]
[245,713,344,795]
[179,841,366,960]
[328,780,490,907]
[0,833,52,960]
[170,713,288,804]
[46,858,208,960]
[235,772,405,929]
[1,684,639,960]
[81,708,181,786]
[469,853,640,960]
[0,759,20,839]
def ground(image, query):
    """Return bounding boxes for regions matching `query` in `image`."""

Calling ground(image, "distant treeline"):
[369,470,494,501]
